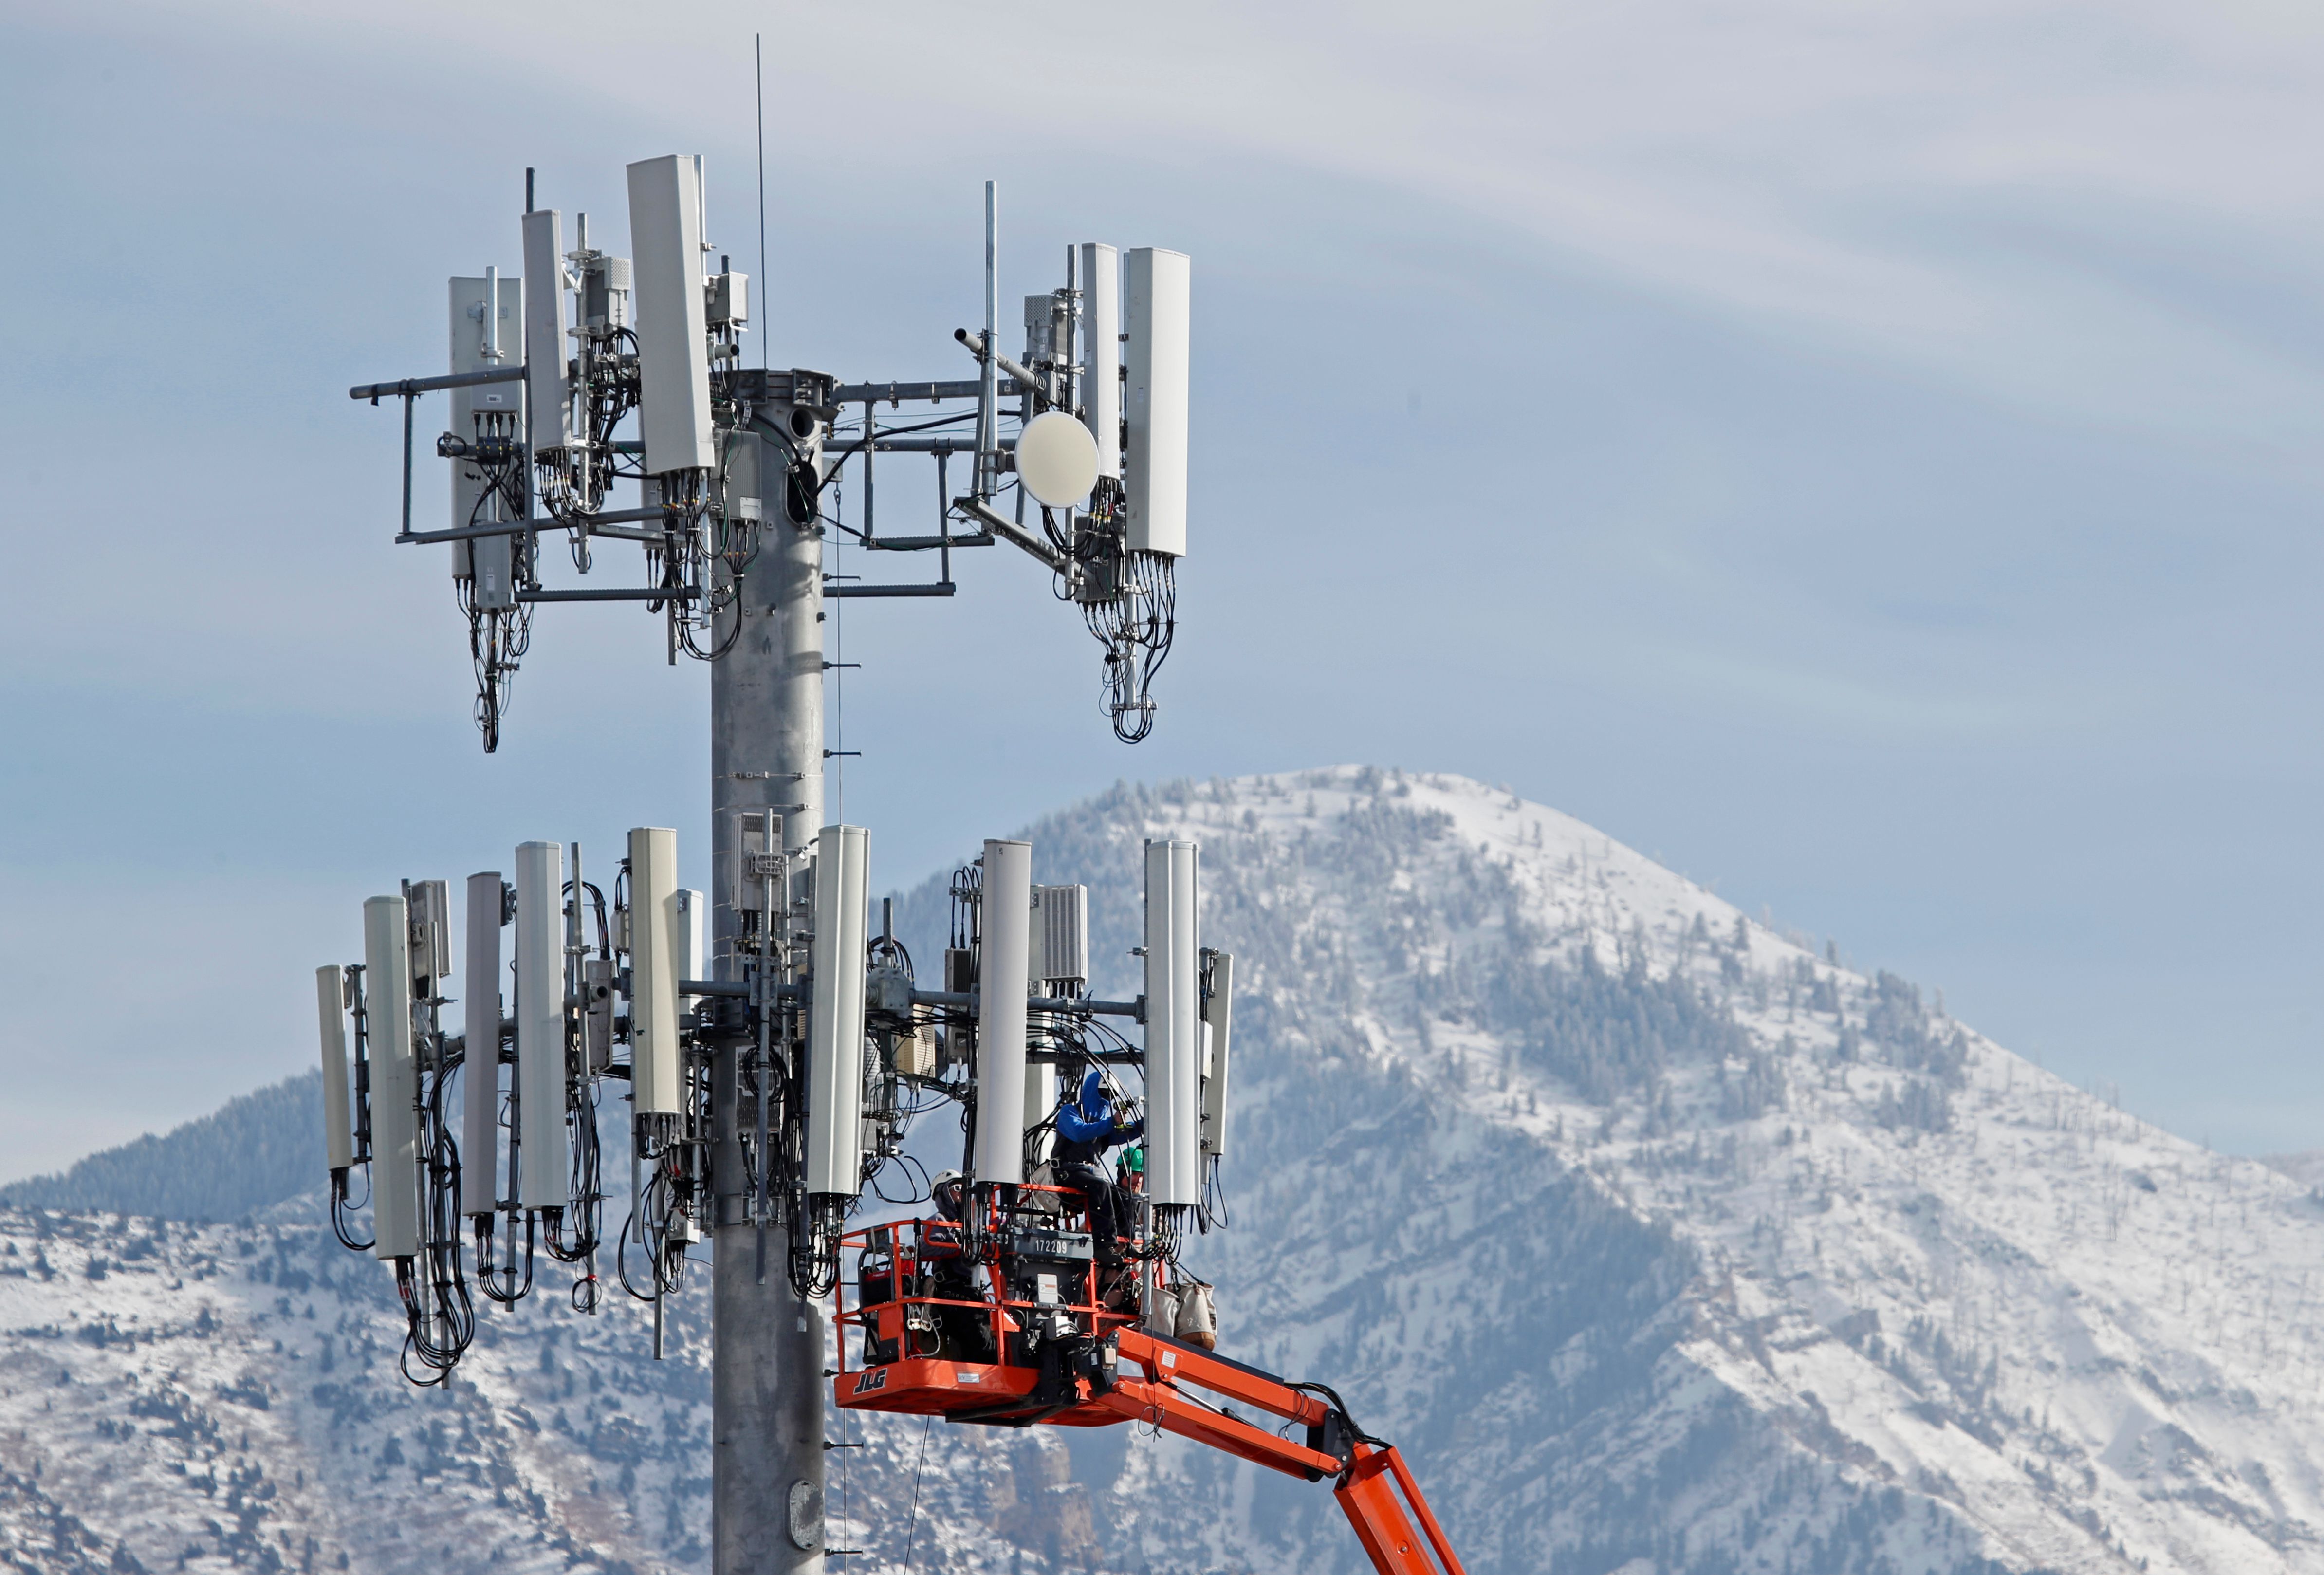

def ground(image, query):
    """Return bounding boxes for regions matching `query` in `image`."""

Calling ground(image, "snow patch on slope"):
[1093,768,2324,1574]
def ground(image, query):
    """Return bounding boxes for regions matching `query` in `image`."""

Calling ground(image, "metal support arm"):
[350,365,526,402]
[830,378,1026,405]
[955,497,1066,572]
[518,586,701,604]
[952,330,1046,402]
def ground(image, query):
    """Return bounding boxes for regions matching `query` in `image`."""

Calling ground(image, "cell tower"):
[324,159,1198,1572]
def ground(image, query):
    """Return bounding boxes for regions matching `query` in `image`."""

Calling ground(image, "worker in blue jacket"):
[1054,1067,1143,1264]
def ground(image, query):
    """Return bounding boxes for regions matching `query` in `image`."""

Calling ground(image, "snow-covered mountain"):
[8,767,2322,1575]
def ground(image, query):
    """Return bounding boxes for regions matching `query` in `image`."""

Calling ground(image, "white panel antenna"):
[974,839,1033,1185]
[1079,242,1120,479]
[626,154,714,475]
[805,826,871,1195]
[363,895,423,1259]
[1143,839,1201,1206]
[629,827,683,1118]
[1124,248,1190,557]
[521,208,571,454]
[1200,950,1234,1160]
[514,840,568,1210]
[461,872,504,1217]
[316,964,353,1172]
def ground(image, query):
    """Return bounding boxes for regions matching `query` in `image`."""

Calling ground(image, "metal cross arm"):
[899,986,1143,1019]
[825,583,958,599]
[396,507,682,548]
[864,530,995,552]
[349,365,527,403]
[952,329,1049,404]
[518,586,701,603]
[829,377,1029,405]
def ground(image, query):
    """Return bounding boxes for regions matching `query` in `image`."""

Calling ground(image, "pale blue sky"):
[6,0,2324,1177]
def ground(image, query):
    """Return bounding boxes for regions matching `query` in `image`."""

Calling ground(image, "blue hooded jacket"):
[1054,1069,1142,1164]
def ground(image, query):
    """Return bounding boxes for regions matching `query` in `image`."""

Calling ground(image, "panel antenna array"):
[331,152,1215,1572]
[351,171,1192,750]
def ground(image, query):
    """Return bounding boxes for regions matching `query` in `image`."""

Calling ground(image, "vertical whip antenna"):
[756,33,768,373]
[979,180,998,497]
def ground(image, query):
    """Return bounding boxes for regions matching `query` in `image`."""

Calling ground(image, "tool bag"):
[1142,1278,1182,1338]
[1020,1161,1067,1218]
[1174,1278,1217,1351]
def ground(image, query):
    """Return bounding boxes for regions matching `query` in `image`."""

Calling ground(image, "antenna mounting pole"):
[709,397,828,1575]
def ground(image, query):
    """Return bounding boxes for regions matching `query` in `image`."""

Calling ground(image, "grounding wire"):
[901,1414,933,1571]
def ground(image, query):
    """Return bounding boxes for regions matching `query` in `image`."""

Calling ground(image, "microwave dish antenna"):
[1016,408,1101,508]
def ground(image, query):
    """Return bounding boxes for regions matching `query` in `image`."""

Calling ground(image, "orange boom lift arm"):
[1088,1327,1466,1575]
[832,1208,1467,1574]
